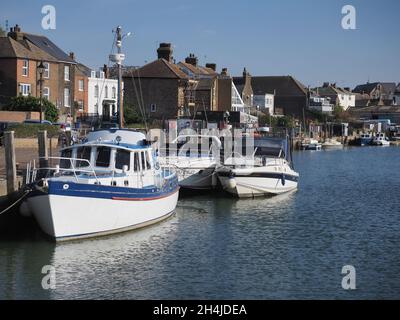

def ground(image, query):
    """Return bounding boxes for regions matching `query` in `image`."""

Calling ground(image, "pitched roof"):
[24,33,75,63]
[0,36,57,61]
[123,59,188,79]
[76,63,92,77]
[233,76,308,96]
[178,62,218,77]
[353,82,396,95]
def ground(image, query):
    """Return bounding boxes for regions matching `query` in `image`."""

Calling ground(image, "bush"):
[7,124,60,138]
[5,95,59,123]
[124,103,143,125]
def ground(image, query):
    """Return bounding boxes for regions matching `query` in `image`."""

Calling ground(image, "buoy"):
[227,177,237,189]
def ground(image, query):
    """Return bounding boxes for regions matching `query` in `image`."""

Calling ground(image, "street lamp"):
[37,61,45,123]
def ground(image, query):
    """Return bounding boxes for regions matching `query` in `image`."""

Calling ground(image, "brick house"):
[0,25,87,122]
[123,43,240,121]
[233,72,308,118]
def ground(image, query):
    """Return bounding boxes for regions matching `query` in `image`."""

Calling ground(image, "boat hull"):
[218,169,299,198]
[176,167,217,190]
[26,181,179,241]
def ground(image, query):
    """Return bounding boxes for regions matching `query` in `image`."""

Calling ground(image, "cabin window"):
[134,152,139,171]
[76,146,91,167]
[146,151,151,169]
[115,149,130,170]
[141,152,146,170]
[60,149,72,168]
[95,147,111,167]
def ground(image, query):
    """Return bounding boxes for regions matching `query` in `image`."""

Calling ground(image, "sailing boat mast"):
[110,26,128,128]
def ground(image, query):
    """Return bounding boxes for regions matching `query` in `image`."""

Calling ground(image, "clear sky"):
[1,0,399,88]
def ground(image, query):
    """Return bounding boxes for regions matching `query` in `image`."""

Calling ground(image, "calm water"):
[0,147,400,299]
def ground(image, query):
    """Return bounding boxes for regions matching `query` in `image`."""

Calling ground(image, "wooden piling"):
[38,130,49,169]
[3,131,18,194]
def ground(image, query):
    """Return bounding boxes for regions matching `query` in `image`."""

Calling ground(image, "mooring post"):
[38,130,49,169]
[4,131,18,194]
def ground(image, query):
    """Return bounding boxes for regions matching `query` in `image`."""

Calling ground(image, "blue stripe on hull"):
[47,178,179,200]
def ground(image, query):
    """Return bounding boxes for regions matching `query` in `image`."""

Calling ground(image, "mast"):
[110,26,127,128]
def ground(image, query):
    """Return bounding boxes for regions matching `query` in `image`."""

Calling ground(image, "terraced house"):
[0,24,88,122]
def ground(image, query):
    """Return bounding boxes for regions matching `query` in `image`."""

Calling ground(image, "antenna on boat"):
[110,26,131,129]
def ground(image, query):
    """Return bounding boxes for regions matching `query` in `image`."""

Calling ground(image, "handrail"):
[32,156,100,184]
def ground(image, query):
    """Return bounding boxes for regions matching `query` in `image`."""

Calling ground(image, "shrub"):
[7,124,60,138]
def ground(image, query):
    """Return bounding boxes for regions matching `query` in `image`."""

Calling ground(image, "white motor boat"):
[301,138,322,151]
[216,136,299,198]
[20,129,179,241]
[157,135,221,190]
[321,138,344,149]
[372,132,390,146]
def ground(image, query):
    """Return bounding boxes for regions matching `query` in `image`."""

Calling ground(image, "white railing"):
[26,157,99,184]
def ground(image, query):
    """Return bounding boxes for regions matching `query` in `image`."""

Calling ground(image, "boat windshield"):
[76,146,91,167]
[95,146,111,168]
[254,137,288,159]
[115,149,130,170]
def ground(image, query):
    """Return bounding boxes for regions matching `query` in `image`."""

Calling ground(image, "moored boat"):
[20,129,179,241]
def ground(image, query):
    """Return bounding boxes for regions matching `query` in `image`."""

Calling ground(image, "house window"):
[43,62,50,78]
[19,83,31,96]
[78,100,84,111]
[64,88,70,107]
[150,104,156,113]
[94,103,98,114]
[43,87,50,100]
[79,80,84,91]
[94,85,99,98]
[112,87,116,99]
[104,85,108,98]
[64,65,70,81]
[22,59,29,76]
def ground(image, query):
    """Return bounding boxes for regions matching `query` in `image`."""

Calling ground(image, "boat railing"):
[26,156,99,184]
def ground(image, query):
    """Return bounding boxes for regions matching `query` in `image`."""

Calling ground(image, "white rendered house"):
[87,70,123,116]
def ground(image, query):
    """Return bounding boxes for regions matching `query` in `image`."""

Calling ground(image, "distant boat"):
[301,138,322,151]
[322,139,344,149]
[372,132,390,146]
[357,132,373,146]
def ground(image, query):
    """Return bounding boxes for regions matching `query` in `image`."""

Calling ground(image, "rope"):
[0,189,31,216]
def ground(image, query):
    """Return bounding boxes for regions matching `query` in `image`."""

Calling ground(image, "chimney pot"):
[157,43,173,62]
[69,52,75,60]
[185,54,198,67]
[205,63,216,71]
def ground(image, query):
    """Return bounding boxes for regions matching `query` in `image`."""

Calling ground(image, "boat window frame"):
[75,146,92,168]
[115,148,131,171]
[95,146,112,168]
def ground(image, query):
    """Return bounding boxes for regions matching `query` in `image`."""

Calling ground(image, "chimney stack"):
[69,52,75,61]
[205,63,216,71]
[103,64,109,78]
[8,24,23,41]
[157,43,173,62]
[185,53,198,67]
[221,68,229,76]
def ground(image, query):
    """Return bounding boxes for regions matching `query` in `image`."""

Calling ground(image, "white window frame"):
[43,87,50,100]
[43,62,50,79]
[19,83,31,96]
[150,103,156,113]
[78,100,84,111]
[64,88,70,107]
[112,87,116,99]
[79,79,84,91]
[22,59,29,77]
[105,85,108,98]
[94,85,99,98]
[64,65,70,81]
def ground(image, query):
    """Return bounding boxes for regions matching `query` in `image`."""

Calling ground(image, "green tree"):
[123,103,143,125]
[5,95,59,123]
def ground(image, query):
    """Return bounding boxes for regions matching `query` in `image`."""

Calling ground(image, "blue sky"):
[1,0,399,88]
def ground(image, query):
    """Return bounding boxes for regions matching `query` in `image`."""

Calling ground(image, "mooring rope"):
[0,189,31,216]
